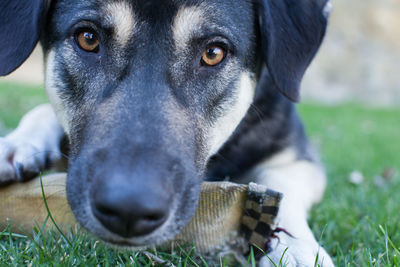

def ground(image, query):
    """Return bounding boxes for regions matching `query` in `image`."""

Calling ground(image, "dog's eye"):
[201,45,226,66]
[75,30,99,53]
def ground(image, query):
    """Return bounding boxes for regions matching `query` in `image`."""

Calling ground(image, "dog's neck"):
[205,68,310,181]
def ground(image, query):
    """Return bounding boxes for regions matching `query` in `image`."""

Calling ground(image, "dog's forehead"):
[52,0,254,43]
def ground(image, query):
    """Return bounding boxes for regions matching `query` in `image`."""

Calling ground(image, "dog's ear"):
[257,0,331,102]
[0,1,47,76]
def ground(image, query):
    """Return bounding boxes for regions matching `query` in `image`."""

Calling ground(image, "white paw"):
[0,137,61,184]
[260,234,334,267]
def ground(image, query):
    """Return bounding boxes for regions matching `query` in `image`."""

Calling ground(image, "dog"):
[0,0,333,265]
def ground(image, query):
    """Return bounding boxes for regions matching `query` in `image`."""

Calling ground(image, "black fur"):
[0,1,46,75]
[257,0,329,102]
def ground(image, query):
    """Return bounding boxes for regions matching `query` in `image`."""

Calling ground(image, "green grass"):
[0,82,48,135]
[299,103,400,266]
[0,82,399,266]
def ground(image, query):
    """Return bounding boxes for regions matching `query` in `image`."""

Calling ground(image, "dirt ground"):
[2,0,400,106]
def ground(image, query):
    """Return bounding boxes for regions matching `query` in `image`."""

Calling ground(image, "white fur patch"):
[104,1,136,46]
[6,104,62,147]
[250,149,327,242]
[252,148,327,212]
[45,50,70,135]
[261,148,298,168]
[173,6,205,48]
[251,149,333,266]
[0,104,64,183]
[207,73,256,157]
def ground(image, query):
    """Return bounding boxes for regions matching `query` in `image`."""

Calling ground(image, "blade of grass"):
[39,173,72,246]
[278,247,289,267]
[252,243,277,267]
[379,225,400,255]
[177,244,199,267]
[247,246,256,267]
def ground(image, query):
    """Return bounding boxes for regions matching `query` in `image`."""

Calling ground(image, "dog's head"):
[0,0,330,247]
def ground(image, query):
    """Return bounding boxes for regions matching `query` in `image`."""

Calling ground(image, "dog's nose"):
[92,180,170,238]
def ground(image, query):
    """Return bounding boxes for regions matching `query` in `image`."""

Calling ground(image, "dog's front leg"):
[251,150,334,267]
[0,104,64,184]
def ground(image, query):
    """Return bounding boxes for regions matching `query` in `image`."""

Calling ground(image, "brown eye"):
[75,30,99,52]
[201,45,226,66]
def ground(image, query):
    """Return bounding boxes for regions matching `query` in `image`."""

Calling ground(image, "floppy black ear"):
[258,0,331,102]
[0,1,46,76]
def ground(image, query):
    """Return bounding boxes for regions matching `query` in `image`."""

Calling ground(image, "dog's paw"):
[0,138,61,185]
[260,235,334,267]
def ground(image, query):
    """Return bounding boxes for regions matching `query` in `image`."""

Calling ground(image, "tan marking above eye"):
[201,46,226,66]
[76,31,99,52]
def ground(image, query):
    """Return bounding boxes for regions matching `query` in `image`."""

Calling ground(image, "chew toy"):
[0,173,282,255]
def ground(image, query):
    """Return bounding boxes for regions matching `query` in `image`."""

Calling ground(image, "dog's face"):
[0,0,329,247]
[43,0,259,246]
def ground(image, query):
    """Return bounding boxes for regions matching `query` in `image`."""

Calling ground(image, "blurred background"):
[303,0,400,106]
[2,0,400,106]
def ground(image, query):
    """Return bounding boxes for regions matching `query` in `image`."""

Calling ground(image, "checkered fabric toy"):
[241,183,282,255]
